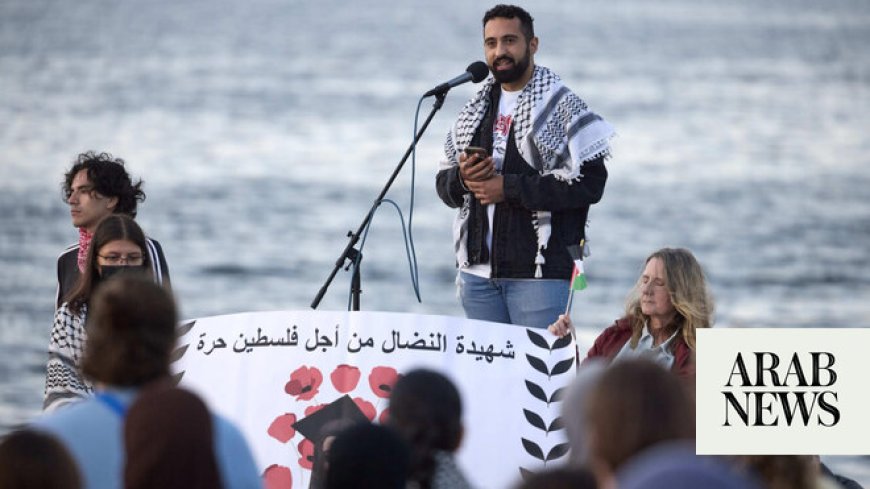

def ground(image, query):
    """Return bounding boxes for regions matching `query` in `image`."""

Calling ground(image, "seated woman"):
[549,247,713,380]
[44,214,155,412]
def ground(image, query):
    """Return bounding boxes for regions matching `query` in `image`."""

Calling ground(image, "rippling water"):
[1,0,869,482]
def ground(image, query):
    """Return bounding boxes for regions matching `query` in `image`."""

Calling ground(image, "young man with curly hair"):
[56,151,170,308]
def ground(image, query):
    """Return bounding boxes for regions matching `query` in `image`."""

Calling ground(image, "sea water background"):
[1,0,868,483]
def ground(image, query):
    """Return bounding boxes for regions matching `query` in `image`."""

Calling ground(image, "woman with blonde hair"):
[550,247,713,379]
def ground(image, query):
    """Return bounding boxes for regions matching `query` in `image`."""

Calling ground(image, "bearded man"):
[436,4,615,327]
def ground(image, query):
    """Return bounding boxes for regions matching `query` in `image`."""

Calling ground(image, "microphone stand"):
[311,92,448,311]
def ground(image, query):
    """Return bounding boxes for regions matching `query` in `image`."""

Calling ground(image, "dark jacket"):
[584,317,696,382]
[435,85,607,279]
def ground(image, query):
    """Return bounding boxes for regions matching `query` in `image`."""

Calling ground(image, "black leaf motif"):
[171,371,184,385]
[550,357,575,376]
[548,417,564,432]
[169,343,189,363]
[176,320,196,337]
[521,438,545,461]
[546,442,570,461]
[523,409,547,431]
[526,329,550,350]
[552,334,572,350]
[525,380,547,403]
[549,387,565,403]
[526,354,549,376]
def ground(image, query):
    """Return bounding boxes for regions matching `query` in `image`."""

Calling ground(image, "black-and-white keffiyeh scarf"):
[440,65,615,277]
[430,451,473,489]
[44,303,94,412]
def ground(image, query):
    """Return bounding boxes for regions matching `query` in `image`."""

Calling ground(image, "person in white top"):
[436,5,615,328]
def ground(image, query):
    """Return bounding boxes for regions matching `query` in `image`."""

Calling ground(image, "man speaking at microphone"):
[436,4,615,328]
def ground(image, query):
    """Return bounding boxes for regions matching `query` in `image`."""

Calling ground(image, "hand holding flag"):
[559,241,587,369]
[548,314,573,337]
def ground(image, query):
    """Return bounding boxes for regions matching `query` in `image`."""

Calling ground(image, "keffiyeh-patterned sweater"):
[440,65,615,277]
[44,303,94,412]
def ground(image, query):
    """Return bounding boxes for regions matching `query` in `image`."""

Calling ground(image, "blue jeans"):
[459,271,570,328]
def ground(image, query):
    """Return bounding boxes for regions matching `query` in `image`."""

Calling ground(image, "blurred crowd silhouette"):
[2,263,864,488]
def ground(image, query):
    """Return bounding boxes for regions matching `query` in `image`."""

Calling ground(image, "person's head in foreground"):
[0,429,82,489]
[388,368,468,488]
[585,359,694,481]
[324,423,410,489]
[81,274,176,388]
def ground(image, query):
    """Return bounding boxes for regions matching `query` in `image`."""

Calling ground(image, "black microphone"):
[423,61,489,98]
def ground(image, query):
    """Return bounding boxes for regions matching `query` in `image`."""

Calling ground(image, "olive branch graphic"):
[170,319,197,384]
[517,329,576,479]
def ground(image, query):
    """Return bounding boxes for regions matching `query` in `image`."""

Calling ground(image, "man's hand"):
[465,175,504,205]
[459,152,495,183]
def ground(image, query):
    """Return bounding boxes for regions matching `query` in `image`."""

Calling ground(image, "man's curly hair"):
[62,151,145,218]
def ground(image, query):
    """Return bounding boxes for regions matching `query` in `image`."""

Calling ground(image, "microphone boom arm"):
[310,93,448,310]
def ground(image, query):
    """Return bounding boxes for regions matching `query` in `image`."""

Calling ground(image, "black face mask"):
[99,265,147,280]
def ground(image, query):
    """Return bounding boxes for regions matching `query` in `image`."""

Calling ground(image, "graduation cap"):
[292,395,370,447]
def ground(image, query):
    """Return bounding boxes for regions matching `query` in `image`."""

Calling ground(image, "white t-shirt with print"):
[463,88,521,278]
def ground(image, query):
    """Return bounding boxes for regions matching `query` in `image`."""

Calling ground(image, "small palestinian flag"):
[567,244,587,291]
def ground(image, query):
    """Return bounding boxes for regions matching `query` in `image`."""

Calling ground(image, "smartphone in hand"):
[464,146,488,159]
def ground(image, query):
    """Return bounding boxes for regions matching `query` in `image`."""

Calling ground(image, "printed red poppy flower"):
[330,364,361,393]
[304,403,328,417]
[368,366,400,398]
[297,438,315,470]
[263,464,293,489]
[353,397,376,421]
[285,366,323,401]
[378,407,391,425]
[267,413,297,443]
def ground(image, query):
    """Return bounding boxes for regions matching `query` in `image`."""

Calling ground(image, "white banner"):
[172,310,578,489]
[696,328,870,455]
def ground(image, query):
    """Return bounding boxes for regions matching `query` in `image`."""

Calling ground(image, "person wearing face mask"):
[44,214,156,412]
[33,276,263,489]
[549,248,714,382]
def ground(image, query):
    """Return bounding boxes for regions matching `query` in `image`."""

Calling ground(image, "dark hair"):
[65,214,153,314]
[586,359,694,472]
[310,418,362,489]
[81,274,177,387]
[125,385,222,489]
[0,429,82,489]
[387,369,463,488]
[736,455,816,489]
[62,151,145,218]
[513,467,598,489]
[325,423,410,489]
[483,4,535,41]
